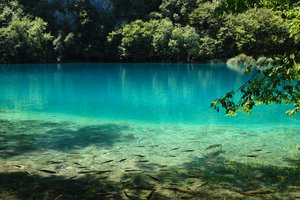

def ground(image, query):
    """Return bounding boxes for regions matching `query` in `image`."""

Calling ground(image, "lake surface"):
[0,63,300,199]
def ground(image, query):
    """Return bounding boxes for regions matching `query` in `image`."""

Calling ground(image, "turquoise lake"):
[0,63,300,199]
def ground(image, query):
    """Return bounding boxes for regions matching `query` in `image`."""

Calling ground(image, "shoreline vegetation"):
[1,0,298,64]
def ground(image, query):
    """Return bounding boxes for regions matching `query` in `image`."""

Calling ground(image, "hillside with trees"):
[1,0,299,63]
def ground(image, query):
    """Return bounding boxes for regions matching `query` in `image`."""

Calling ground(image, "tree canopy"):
[0,0,297,63]
[211,0,300,116]
[0,0,53,63]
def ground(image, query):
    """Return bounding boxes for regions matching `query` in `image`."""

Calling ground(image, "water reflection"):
[0,63,297,125]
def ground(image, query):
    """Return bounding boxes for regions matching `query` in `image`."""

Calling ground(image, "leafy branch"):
[211,55,300,116]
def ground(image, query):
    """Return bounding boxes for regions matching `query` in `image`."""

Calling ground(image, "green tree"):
[159,0,198,24]
[189,1,222,36]
[0,1,54,63]
[108,19,157,61]
[211,1,300,116]
[189,1,223,60]
[108,18,200,61]
[218,8,291,58]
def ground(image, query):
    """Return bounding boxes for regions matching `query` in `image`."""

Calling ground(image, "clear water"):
[0,63,300,199]
[0,63,298,125]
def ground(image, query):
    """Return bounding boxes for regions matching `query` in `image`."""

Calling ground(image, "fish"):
[118,158,127,162]
[181,149,194,152]
[78,170,98,174]
[74,162,81,165]
[205,144,222,151]
[96,170,113,174]
[124,169,142,172]
[159,165,168,168]
[101,160,114,164]
[97,192,116,196]
[147,190,155,200]
[124,190,132,199]
[169,183,180,186]
[164,187,191,193]
[253,149,263,152]
[38,169,56,174]
[13,165,24,169]
[137,160,150,163]
[168,155,176,157]
[244,154,258,158]
[197,182,208,188]
[24,171,31,175]
[171,147,179,151]
[133,154,146,158]
[69,176,77,180]
[288,186,300,189]
[78,166,88,169]
[54,194,63,200]
[158,169,174,172]
[234,189,274,196]
[145,174,160,181]
[47,161,63,165]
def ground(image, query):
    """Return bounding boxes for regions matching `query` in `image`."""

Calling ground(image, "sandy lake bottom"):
[0,114,300,200]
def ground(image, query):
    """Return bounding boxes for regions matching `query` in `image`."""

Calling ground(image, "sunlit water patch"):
[0,63,300,199]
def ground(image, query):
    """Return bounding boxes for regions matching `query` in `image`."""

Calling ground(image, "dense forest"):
[0,0,299,63]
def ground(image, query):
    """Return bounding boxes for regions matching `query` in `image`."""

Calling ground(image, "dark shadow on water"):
[0,171,170,200]
[1,153,300,199]
[0,172,122,200]
[0,119,130,158]
[43,124,128,151]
